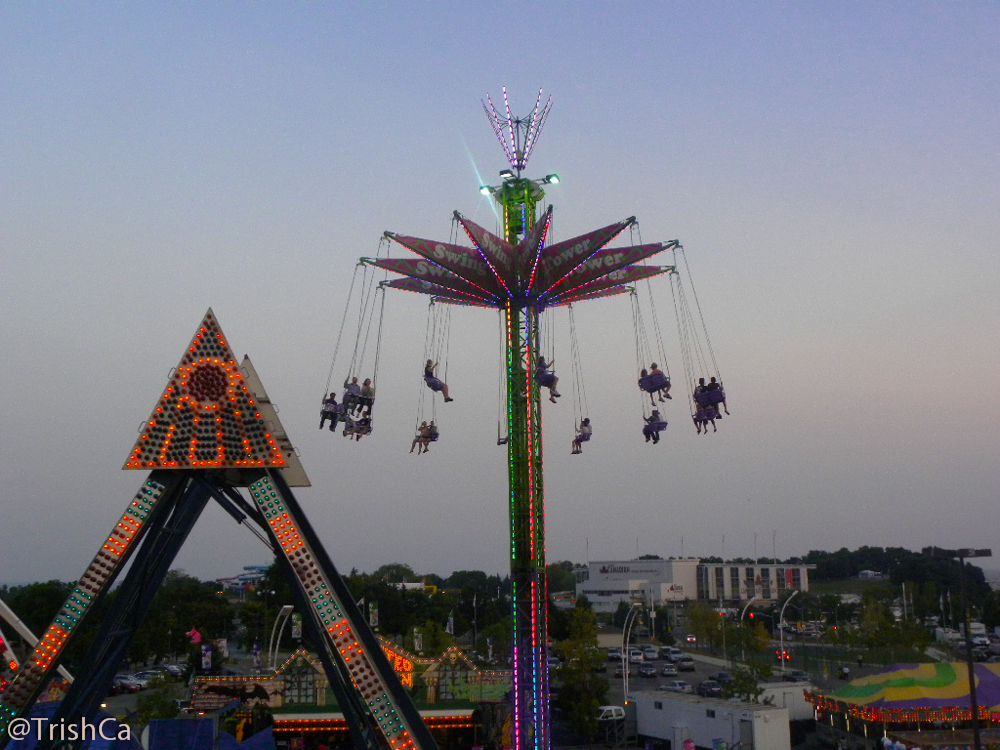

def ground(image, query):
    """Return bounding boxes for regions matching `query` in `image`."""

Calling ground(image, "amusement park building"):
[575,559,815,612]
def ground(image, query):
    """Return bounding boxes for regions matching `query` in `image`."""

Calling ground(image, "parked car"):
[659,645,679,660]
[638,663,658,678]
[642,646,659,661]
[696,680,724,698]
[660,662,678,676]
[783,670,810,682]
[628,648,644,664]
[659,680,693,694]
[164,664,187,679]
[676,656,696,672]
[614,664,627,678]
[111,674,141,694]
[131,671,166,689]
[607,647,622,661]
[662,646,684,662]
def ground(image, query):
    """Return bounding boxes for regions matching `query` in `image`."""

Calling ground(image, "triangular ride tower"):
[0,310,439,750]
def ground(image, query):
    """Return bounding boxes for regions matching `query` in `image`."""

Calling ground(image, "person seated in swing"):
[536,356,561,403]
[343,376,362,413]
[357,377,375,416]
[411,421,430,454]
[693,405,718,434]
[424,360,454,402]
[426,420,439,445]
[353,415,372,440]
[643,410,666,444]
[649,363,671,401]
[571,417,592,454]
[341,412,356,438]
[707,376,728,414]
[320,392,341,431]
[638,366,670,406]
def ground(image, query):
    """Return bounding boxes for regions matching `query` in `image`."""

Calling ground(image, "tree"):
[134,675,180,729]
[546,561,578,593]
[727,662,773,704]
[555,605,607,743]
[373,563,419,582]
[687,601,723,651]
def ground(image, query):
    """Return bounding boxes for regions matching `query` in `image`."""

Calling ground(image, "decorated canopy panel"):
[378,212,676,309]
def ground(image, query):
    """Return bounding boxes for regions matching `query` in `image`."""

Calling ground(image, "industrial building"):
[575,559,815,612]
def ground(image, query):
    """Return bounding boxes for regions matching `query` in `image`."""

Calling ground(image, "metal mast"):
[371,88,677,750]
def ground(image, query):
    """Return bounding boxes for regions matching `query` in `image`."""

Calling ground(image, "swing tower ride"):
[370,90,679,750]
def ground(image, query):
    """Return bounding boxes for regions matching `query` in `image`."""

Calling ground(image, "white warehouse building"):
[576,559,814,613]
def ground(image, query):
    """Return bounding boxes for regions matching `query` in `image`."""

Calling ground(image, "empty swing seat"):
[639,371,670,392]
[424,376,444,392]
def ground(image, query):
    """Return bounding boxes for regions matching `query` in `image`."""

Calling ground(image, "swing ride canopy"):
[371,209,678,309]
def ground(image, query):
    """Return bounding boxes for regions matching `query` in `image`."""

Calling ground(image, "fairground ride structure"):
[366,88,679,750]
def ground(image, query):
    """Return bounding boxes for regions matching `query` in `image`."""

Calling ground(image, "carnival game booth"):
[807,662,1000,749]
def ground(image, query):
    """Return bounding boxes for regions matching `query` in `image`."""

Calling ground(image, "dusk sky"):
[2,3,998,586]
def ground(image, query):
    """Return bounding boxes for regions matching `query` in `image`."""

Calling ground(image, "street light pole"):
[622,603,642,705]
[779,590,799,674]
[925,546,992,750]
[268,605,294,671]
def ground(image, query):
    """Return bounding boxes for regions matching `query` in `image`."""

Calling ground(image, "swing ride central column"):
[505,298,549,750]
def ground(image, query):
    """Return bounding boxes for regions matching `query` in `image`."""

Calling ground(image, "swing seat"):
[424,376,444,392]
[694,390,714,407]
[537,371,557,388]
[707,389,725,405]
[576,432,592,442]
[427,432,440,442]
[646,420,668,432]
[497,437,508,445]
[639,372,670,392]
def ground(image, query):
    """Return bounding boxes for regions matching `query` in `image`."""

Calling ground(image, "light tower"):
[370,89,677,750]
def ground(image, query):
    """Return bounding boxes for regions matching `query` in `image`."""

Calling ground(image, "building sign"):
[598,564,663,576]
[380,643,415,688]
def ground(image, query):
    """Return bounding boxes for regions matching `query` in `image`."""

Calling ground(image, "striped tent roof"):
[830,662,1000,710]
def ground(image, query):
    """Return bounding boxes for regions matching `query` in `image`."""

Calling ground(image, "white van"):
[597,706,625,721]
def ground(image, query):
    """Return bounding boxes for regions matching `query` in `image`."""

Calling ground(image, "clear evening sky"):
[1,3,997,584]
